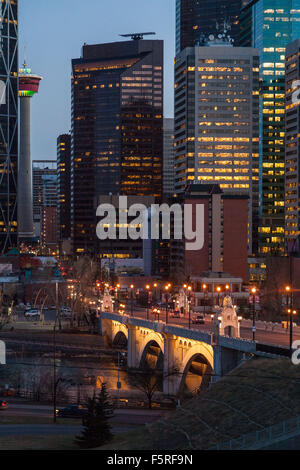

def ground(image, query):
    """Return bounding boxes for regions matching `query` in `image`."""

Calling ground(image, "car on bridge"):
[152,306,161,317]
[170,310,183,319]
[192,314,205,325]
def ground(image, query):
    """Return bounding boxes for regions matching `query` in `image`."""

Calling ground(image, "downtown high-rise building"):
[40,174,58,248]
[71,38,163,255]
[176,0,248,55]
[32,161,57,238]
[0,0,18,253]
[174,36,260,253]
[163,118,175,196]
[57,134,71,241]
[240,0,300,255]
[285,39,300,254]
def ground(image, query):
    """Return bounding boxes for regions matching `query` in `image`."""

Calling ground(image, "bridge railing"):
[208,415,300,450]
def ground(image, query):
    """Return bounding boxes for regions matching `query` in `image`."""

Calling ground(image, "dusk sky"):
[19,0,175,161]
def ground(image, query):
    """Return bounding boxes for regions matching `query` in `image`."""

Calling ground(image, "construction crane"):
[119,32,156,41]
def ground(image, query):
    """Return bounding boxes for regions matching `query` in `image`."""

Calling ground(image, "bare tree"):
[130,368,162,410]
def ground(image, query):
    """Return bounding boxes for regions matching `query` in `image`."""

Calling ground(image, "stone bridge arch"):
[111,322,128,346]
[164,338,214,396]
[137,329,165,369]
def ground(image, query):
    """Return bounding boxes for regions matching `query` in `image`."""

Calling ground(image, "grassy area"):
[0,434,78,450]
[100,357,300,450]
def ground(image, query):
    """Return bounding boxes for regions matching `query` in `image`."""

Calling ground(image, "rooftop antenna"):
[119,32,156,41]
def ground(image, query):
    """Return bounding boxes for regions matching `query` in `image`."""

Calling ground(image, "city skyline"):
[19,0,175,162]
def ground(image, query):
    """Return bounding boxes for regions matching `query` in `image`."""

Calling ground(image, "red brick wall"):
[41,207,58,245]
[185,198,210,277]
[223,198,248,282]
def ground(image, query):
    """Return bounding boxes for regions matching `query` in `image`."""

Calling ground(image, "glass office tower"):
[71,39,163,255]
[174,37,260,254]
[240,0,300,255]
[176,0,247,54]
[285,39,300,254]
[0,0,18,253]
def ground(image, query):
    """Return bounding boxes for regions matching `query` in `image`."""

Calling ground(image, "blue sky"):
[19,0,175,161]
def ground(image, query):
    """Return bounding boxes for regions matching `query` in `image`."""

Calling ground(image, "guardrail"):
[209,415,300,450]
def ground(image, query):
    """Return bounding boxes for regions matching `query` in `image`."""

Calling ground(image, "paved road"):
[125,307,300,348]
[0,423,136,436]
[1,402,165,426]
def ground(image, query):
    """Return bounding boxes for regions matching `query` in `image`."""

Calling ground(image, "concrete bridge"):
[100,312,256,396]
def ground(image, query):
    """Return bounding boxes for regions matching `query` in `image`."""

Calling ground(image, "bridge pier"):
[127,324,140,369]
[163,334,178,395]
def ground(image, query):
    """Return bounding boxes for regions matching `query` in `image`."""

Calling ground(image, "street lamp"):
[146,284,151,320]
[216,286,222,306]
[130,284,134,317]
[165,285,170,324]
[202,283,207,317]
[153,282,158,302]
[285,285,293,355]
[115,284,121,307]
[187,285,192,329]
[251,287,257,342]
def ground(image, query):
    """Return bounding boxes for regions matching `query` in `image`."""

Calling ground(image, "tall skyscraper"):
[285,39,300,254]
[0,0,18,253]
[240,0,300,255]
[18,63,42,241]
[163,118,175,196]
[41,174,58,249]
[174,36,259,253]
[176,0,247,55]
[32,161,57,238]
[71,38,163,255]
[57,134,71,241]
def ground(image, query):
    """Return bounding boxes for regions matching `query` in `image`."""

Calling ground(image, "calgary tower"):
[18,62,42,241]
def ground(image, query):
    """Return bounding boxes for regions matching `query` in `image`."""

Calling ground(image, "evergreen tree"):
[75,383,113,448]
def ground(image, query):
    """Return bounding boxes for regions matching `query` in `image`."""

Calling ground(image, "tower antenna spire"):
[23,45,27,68]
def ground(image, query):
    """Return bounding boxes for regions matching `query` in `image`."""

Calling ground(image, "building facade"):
[285,39,300,254]
[41,207,57,248]
[240,0,300,255]
[176,0,247,55]
[71,39,163,255]
[174,41,259,253]
[40,174,58,249]
[163,118,175,196]
[32,161,57,238]
[184,184,249,282]
[57,134,71,241]
[0,0,18,253]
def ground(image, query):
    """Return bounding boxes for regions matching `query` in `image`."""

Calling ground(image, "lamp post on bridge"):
[285,285,297,356]
[146,284,151,321]
[187,285,192,329]
[216,286,222,307]
[130,284,134,317]
[250,286,257,342]
[165,284,171,325]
